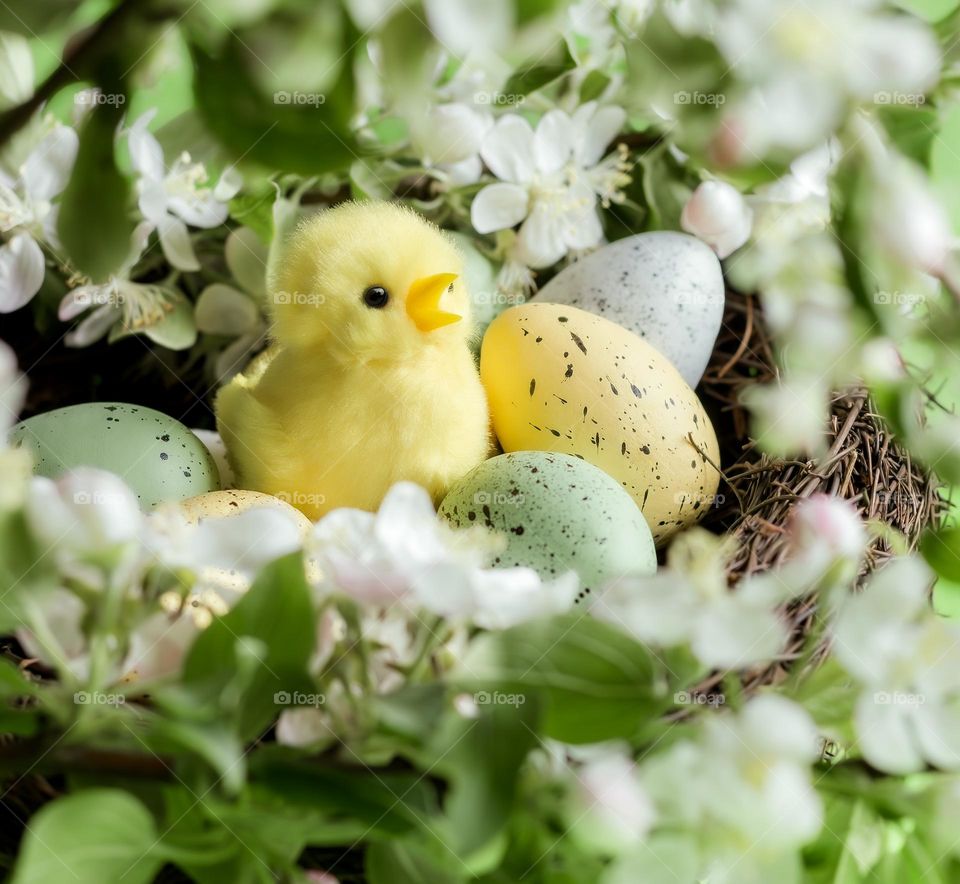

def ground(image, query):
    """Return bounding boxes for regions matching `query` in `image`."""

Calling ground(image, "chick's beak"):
[406,272,461,332]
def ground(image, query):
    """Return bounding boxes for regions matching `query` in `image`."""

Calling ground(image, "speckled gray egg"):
[530,232,724,387]
[439,451,656,599]
[10,403,220,509]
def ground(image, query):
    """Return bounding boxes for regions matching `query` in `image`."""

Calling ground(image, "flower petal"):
[0,233,44,313]
[168,192,229,229]
[534,109,575,175]
[65,304,117,347]
[855,692,925,775]
[157,215,200,272]
[470,182,529,234]
[576,105,627,168]
[127,110,165,181]
[480,115,536,183]
[225,227,268,298]
[20,125,79,201]
[195,283,260,336]
[515,202,570,268]
[214,165,243,202]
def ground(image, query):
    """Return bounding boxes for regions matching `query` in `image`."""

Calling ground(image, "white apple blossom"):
[628,696,822,883]
[564,747,656,853]
[126,110,240,272]
[0,123,78,312]
[873,157,953,276]
[712,0,940,155]
[195,226,269,382]
[410,103,493,185]
[57,222,191,349]
[308,482,578,629]
[831,556,960,775]
[470,102,630,272]
[788,493,868,575]
[681,180,753,259]
[594,529,789,669]
[24,469,142,567]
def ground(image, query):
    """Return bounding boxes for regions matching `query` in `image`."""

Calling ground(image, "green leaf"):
[57,103,134,282]
[894,0,959,21]
[503,44,577,98]
[580,70,612,103]
[455,614,668,743]
[190,36,358,176]
[428,694,540,855]
[248,746,438,839]
[367,841,466,884]
[11,789,162,884]
[876,105,938,166]
[182,552,316,739]
[921,526,960,583]
[931,105,960,235]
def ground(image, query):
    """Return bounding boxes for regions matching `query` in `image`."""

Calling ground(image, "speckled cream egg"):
[480,303,720,545]
[10,403,219,508]
[439,451,655,598]
[176,489,313,536]
[168,489,318,595]
[530,232,724,387]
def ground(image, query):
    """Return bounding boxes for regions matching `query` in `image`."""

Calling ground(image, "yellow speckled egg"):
[480,303,720,545]
[172,490,319,596]
[176,489,314,537]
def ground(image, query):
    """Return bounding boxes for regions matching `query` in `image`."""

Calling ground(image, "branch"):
[0,0,179,147]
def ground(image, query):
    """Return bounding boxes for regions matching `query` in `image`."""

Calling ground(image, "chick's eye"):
[362,285,389,309]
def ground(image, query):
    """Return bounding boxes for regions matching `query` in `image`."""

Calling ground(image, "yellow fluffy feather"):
[215,201,491,520]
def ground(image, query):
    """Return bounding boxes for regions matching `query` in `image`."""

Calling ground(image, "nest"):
[697,289,944,689]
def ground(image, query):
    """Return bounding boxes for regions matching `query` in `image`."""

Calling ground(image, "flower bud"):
[681,180,753,258]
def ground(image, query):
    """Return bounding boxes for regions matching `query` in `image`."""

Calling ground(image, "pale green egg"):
[439,451,656,602]
[10,403,220,509]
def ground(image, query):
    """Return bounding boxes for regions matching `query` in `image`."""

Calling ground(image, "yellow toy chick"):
[215,201,491,520]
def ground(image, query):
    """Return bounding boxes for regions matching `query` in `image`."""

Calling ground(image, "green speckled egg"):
[10,403,220,508]
[448,231,503,354]
[439,451,656,600]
